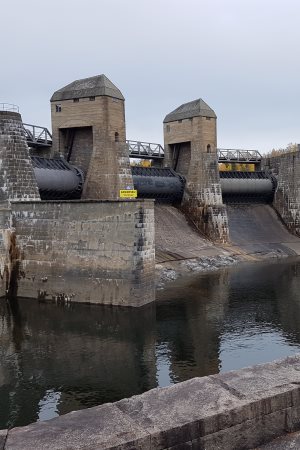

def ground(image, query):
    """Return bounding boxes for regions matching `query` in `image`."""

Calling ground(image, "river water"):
[1,258,300,429]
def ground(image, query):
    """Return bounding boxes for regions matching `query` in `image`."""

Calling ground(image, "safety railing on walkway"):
[218,148,262,163]
[0,103,19,112]
[127,140,165,159]
[23,123,52,148]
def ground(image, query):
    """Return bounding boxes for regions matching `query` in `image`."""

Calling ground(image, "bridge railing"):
[127,140,165,159]
[127,143,262,163]
[19,122,263,165]
[0,103,19,112]
[23,123,52,147]
[218,148,262,163]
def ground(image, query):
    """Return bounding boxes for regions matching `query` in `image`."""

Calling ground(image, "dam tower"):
[163,99,228,242]
[50,74,133,200]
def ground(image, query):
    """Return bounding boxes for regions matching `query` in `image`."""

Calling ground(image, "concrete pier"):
[10,199,155,306]
[3,355,300,449]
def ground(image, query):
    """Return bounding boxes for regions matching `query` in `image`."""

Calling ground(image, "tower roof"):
[50,74,124,102]
[163,98,216,123]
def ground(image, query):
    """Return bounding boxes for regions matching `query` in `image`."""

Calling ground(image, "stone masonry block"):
[116,376,242,448]
[10,200,155,306]
[5,404,150,450]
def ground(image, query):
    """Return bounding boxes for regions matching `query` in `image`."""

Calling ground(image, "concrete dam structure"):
[161,99,300,259]
[3,76,300,450]
[0,74,300,305]
[0,77,155,307]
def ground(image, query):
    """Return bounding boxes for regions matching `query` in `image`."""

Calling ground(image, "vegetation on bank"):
[266,143,299,157]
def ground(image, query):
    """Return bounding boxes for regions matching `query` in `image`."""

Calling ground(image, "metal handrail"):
[218,148,262,163]
[23,123,52,147]
[127,140,165,159]
[0,103,19,112]
[127,142,262,163]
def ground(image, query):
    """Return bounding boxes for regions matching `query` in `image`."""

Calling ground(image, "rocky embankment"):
[156,254,239,289]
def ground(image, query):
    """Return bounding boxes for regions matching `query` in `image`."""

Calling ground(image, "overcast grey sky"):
[2,0,300,152]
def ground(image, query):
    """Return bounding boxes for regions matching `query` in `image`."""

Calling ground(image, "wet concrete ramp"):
[227,204,300,256]
[155,205,222,263]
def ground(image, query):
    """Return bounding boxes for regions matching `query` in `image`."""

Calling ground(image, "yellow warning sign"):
[119,190,138,198]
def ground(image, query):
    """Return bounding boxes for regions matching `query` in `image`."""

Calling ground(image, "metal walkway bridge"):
[127,140,164,159]
[22,122,262,163]
[23,123,52,148]
[218,148,262,164]
[23,123,166,156]
[128,145,262,163]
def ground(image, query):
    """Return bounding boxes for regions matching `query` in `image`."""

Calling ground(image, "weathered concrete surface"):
[116,376,241,449]
[0,430,7,450]
[0,111,41,297]
[154,204,238,288]
[0,111,40,203]
[9,200,155,306]
[5,355,300,449]
[0,207,12,296]
[226,204,300,257]
[256,430,300,449]
[155,205,225,262]
[263,153,300,237]
[5,404,150,450]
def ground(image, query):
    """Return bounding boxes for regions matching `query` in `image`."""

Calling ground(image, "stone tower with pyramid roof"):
[163,98,228,242]
[50,74,133,200]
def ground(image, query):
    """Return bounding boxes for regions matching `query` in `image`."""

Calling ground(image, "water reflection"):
[38,389,61,421]
[1,258,300,428]
[0,301,157,428]
[156,269,230,382]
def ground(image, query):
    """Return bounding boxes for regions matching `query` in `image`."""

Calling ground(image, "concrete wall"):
[51,96,126,155]
[164,116,217,157]
[263,152,300,236]
[9,200,155,307]
[0,111,40,203]
[0,208,13,297]
[3,355,300,449]
[164,116,228,243]
[0,111,41,298]
[51,96,133,200]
